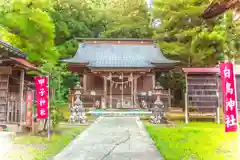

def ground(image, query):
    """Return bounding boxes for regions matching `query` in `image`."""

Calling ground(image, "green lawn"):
[14,126,87,160]
[145,122,238,160]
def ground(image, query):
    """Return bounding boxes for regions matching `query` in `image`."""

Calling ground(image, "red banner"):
[35,76,49,119]
[25,91,33,127]
[220,62,238,132]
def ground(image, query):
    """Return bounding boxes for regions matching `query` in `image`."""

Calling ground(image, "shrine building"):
[0,40,37,130]
[61,39,179,109]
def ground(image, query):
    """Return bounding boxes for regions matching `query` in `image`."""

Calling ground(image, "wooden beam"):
[0,66,12,74]
[90,68,152,72]
[83,74,87,92]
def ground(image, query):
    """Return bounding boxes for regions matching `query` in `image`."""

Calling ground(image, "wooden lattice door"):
[0,74,9,122]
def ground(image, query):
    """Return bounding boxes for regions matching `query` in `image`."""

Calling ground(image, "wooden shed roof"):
[0,40,37,71]
[202,0,240,19]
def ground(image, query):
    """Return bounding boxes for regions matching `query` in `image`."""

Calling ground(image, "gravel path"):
[53,117,163,160]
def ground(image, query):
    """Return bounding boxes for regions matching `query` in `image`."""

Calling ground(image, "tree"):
[0,0,59,63]
[50,0,95,58]
[153,0,238,66]
[91,0,153,38]
[152,0,239,107]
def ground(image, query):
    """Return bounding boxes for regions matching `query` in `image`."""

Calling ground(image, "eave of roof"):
[10,57,39,71]
[75,38,155,42]
[0,40,26,58]
[182,67,220,73]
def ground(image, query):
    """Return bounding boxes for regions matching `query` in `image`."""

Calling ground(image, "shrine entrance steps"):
[88,109,152,117]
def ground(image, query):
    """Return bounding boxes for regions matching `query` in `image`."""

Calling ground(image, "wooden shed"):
[0,40,37,128]
[183,66,240,123]
[182,67,220,123]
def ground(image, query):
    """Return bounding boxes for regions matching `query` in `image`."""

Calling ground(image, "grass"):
[58,103,70,121]
[58,103,97,121]
[145,122,238,160]
[14,126,87,160]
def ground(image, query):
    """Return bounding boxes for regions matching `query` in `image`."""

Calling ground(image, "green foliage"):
[92,0,153,38]
[51,0,96,57]
[145,122,238,160]
[153,0,240,106]
[157,69,185,106]
[153,0,240,66]
[50,103,64,127]
[0,0,58,63]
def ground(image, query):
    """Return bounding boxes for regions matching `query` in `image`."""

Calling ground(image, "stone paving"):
[53,117,163,160]
[0,132,15,160]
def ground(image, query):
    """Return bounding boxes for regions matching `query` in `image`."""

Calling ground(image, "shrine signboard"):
[220,62,238,132]
[35,76,49,119]
[25,91,33,127]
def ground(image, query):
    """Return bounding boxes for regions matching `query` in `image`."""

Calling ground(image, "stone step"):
[88,111,152,117]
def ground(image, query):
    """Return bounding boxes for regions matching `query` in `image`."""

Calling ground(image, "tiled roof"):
[10,57,38,71]
[60,43,178,68]
[0,40,26,58]
[0,40,38,71]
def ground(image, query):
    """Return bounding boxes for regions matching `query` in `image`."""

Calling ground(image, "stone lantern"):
[149,82,167,124]
[69,81,86,124]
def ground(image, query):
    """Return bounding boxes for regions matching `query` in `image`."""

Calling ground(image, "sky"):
[146,0,153,8]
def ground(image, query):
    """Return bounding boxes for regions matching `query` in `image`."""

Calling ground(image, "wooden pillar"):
[83,74,87,92]
[185,74,189,124]
[131,73,134,107]
[121,72,124,107]
[19,69,25,125]
[103,76,107,109]
[109,72,112,108]
[134,76,138,108]
[152,72,156,90]
[216,73,220,124]
[168,88,171,108]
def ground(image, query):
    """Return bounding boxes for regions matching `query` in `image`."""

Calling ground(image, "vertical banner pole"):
[233,61,240,159]
[47,75,51,140]
[220,60,239,158]
[31,90,35,134]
